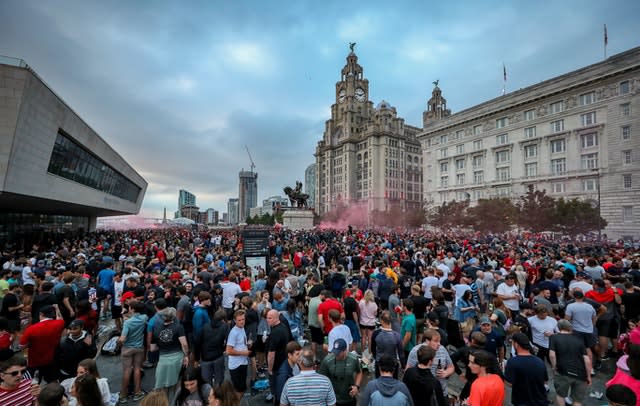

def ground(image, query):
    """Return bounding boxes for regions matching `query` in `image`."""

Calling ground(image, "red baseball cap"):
[121,291,135,303]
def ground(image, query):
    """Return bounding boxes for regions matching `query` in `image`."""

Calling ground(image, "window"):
[623,206,633,222]
[456,174,465,185]
[440,148,448,158]
[581,133,598,148]
[496,167,510,181]
[524,109,536,121]
[524,126,536,139]
[525,162,538,177]
[582,179,597,192]
[496,186,511,197]
[581,153,598,170]
[579,91,595,106]
[456,130,465,138]
[624,174,632,189]
[621,103,631,116]
[456,144,465,154]
[581,112,596,126]
[440,162,449,173]
[472,155,483,168]
[496,117,509,129]
[623,150,632,165]
[550,138,566,153]
[551,120,564,133]
[496,133,508,145]
[551,158,566,175]
[440,176,449,187]
[474,171,484,184]
[473,139,483,151]
[47,131,142,203]
[620,81,630,95]
[440,135,448,144]
[455,159,465,170]
[473,125,482,135]
[622,126,631,140]
[550,101,564,114]
[495,150,510,163]
[552,182,565,193]
[524,144,538,158]
[473,190,484,200]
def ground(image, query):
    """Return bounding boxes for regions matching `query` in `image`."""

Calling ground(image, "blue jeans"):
[200,356,225,387]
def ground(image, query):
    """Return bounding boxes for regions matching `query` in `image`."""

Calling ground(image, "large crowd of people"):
[0,226,639,406]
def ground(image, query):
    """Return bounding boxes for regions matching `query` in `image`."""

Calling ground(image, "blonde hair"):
[364,289,375,303]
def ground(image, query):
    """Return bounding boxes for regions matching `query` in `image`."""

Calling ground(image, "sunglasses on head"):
[2,368,26,376]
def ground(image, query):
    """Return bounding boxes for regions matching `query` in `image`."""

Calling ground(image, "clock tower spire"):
[336,43,369,106]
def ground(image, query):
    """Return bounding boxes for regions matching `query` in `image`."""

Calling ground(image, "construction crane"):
[245,145,256,173]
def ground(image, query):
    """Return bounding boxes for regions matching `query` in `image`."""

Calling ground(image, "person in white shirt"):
[496,274,521,312]
[421,268,439,301]
[221,275,242,319]
[326,309,353,351]
[568,272,593,294]
[528,304,558,363]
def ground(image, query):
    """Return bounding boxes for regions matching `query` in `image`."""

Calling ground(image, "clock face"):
[355,87,365,102]
[338,89,346,103]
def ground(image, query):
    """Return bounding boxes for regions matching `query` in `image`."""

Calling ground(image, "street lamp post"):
[594,168,602,241]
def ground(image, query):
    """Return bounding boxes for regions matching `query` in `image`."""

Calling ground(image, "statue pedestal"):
[282,209,314,231]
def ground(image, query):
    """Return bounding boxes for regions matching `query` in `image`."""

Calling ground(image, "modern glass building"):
[0,56,147,248]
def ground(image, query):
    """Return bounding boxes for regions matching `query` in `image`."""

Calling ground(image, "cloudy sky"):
[1,1,639,218]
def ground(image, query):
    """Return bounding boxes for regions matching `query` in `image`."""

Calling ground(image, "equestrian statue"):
[283,181,309,208]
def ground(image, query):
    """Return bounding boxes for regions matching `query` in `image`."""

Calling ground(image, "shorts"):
[596,319,613,338]
[229,364,248,393]
[112,305,123,319]
[122,347,145,370]
[573,331,596,349]
[359,324,375,331]
[554,373,588,400]
[415,318,425,335]
[310,326,324,345]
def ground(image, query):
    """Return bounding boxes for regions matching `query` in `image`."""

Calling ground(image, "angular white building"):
[0,56,147,245]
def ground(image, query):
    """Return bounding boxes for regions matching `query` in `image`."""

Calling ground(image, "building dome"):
[376,100,393,110]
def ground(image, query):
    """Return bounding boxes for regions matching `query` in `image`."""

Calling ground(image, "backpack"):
[100,330,121,356]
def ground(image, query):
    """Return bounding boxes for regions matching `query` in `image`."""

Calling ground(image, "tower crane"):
[245,145,256,174]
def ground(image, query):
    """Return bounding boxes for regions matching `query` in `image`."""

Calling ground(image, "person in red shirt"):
[467,350,505,406]
[19,305,65,383]
[317,290,344,336]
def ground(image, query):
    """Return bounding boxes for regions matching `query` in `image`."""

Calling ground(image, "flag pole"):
[604,24,608,59]
[502,63,506,95]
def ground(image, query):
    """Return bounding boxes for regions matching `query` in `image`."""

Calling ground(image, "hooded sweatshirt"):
[359,376,414,406]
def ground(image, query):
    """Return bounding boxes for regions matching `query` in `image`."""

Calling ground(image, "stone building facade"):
[418,46,640,240]
[315,49,423,215]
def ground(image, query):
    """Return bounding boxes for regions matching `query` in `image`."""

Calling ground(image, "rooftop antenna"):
[245,145,256,174]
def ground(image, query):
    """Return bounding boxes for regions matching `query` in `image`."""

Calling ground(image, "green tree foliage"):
[426,200,470,230]
[516,186,556,232]
[551,198,607,237]
[246,213,275,225]
[467,198,517,233]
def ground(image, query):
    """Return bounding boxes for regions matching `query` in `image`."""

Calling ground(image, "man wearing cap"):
[569,272,593,294]
[505,332,549,406]
[57,319,96,381]
[19,305,64,383]
[319,338,362,406]
[549,320,591,406]
[473,316,505,364]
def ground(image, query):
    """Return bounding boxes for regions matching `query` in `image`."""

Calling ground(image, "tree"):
[516,186,556,232]
[552,198,607,237]
[426,200,470,230]
[406,206,427,228]
[467,198,517,233]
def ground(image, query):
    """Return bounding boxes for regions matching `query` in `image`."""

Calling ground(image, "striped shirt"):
[0,374,35,406]
[280,370,337,406]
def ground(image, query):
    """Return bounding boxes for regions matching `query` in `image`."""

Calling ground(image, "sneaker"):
[564,396,573,405]
[132,392,146,401]
[117,396,128,404]
[265,392,274,402]
[142,361,154,369]
[591,369,596,376]
[589,391,603,400]
[601,354,610,361]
